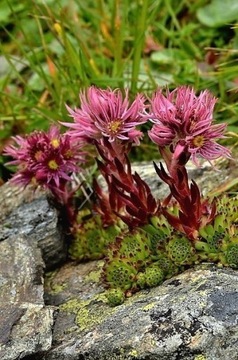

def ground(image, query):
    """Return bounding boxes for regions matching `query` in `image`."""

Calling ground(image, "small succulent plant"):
[136,265,164,289]
[105,288,125,306]
[222,242,238,268]
[69,209,123,261]
[195,196,238,267]
[151,255,179,279]
[166,234,197,265]
[216,194,238,223]
[101,229,154,292]
[106,229,152,265]
[102,257,138,290]
[142,216,172,254]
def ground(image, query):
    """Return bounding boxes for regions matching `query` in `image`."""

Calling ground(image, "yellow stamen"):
[107,120,122,134]
[51,138,60,148]
[48,159,59,170]
[64,150,72,158]
[193,135,205,148]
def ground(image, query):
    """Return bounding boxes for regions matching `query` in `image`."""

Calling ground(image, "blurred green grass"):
[1,0,238,177]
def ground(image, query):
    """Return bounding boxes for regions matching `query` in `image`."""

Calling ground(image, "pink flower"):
[148,123,176,147]
[4,126,84,189]
[62,86,147,144]
[147,86,231,163]
[185,123,231,164]
[4,132,46,167]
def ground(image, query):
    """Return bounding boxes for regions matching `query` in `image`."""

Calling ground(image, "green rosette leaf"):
[166,235,196,265]
[106,288,125,306]
[102,258,137,290]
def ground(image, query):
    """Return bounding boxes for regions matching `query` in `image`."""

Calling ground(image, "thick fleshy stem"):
[92,137,135,226]
[95,137,132,165]
[159,142,191,192]
[155,145,216,240]
[93,146,160,228]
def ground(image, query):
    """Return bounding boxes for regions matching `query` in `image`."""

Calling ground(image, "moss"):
[75,297,117,331]
[60,298,83,314]
[75,306,91,330]
[84,261,104,283]
[128,349,138,357]
[63,325,79,334]
[194,355,206,360]
[59,293,118,332]
[142,302,156,311]
[44,270,66,294]
[50,283,66,294]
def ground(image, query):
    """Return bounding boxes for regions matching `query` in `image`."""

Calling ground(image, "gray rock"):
[43,262,238,360]
[0,183,64,360]
[0,235,54,360]
[0,183,67,270]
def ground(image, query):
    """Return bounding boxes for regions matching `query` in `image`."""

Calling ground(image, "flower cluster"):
[4,85,232,228]
[4,85,231,230]
[4,125,84,201]
[147,86,231,166]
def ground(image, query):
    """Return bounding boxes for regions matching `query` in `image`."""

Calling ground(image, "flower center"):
[64,149,73,159]
[192,135,205,148]
[51,138,60,148]
[107,119,122,134]
[48,159,59,170]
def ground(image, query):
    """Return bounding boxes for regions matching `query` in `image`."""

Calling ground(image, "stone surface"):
[0,182,36,221]
[0,235,54,360]
[0,183,67,270]
[43,262,238,360]
[0,183,64,360]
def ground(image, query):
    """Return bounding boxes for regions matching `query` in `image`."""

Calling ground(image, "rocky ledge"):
[1,159,238,360]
